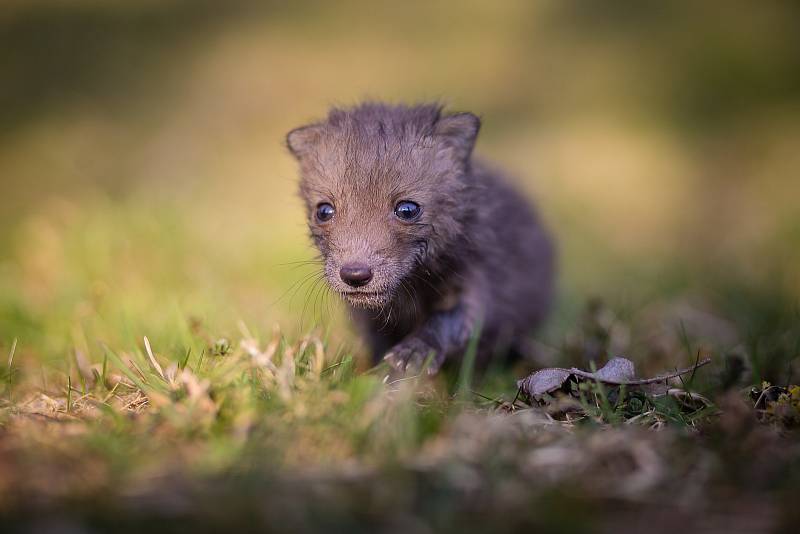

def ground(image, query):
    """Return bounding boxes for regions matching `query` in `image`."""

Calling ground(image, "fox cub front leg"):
[384,305,475,375]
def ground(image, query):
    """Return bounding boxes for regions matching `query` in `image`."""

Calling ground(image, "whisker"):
[276,257,324,267]
[300,273,327,331]
[311,274,329,325]
[272,268,324,307]
[399,279,419,325]
[408,270,444,299]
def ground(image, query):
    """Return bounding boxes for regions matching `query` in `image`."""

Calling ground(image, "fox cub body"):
[287,103,554,374]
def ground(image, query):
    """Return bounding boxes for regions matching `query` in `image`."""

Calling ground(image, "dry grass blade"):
[311,338,325,379]
[74,349,94,385]
[143,336,166,380]
[7,338,17,369]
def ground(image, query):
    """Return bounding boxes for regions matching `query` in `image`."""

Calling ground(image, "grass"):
[0,198,797,533]
[0,169,797,534]
[1,278,799,531]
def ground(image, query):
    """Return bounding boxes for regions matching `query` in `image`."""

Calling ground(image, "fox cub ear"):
[286,123,325,158]
[433,112,481,162]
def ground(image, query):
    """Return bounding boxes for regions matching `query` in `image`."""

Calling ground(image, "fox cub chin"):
[287,102,554,375]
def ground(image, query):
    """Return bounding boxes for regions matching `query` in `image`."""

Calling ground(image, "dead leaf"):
[516,368,572,397]
[517,357,712,399]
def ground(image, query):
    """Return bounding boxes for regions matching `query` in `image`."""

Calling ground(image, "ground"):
[1,293,798,532]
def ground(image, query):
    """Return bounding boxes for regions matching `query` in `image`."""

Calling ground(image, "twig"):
[570,358,712,385]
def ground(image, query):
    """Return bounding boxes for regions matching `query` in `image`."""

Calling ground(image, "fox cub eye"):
[315,203,335,223]
[394,201,421,221]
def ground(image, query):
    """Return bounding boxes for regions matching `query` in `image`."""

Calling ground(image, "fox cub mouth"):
[341,290,390,309]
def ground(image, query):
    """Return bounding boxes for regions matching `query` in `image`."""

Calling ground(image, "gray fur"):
[287,102,554,374]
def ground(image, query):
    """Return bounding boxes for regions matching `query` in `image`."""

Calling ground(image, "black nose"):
[340,263,373,287]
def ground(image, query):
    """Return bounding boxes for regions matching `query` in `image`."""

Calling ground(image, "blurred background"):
[1,0,799,378]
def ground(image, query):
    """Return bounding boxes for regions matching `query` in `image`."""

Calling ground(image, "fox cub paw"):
[384,337,443,376]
